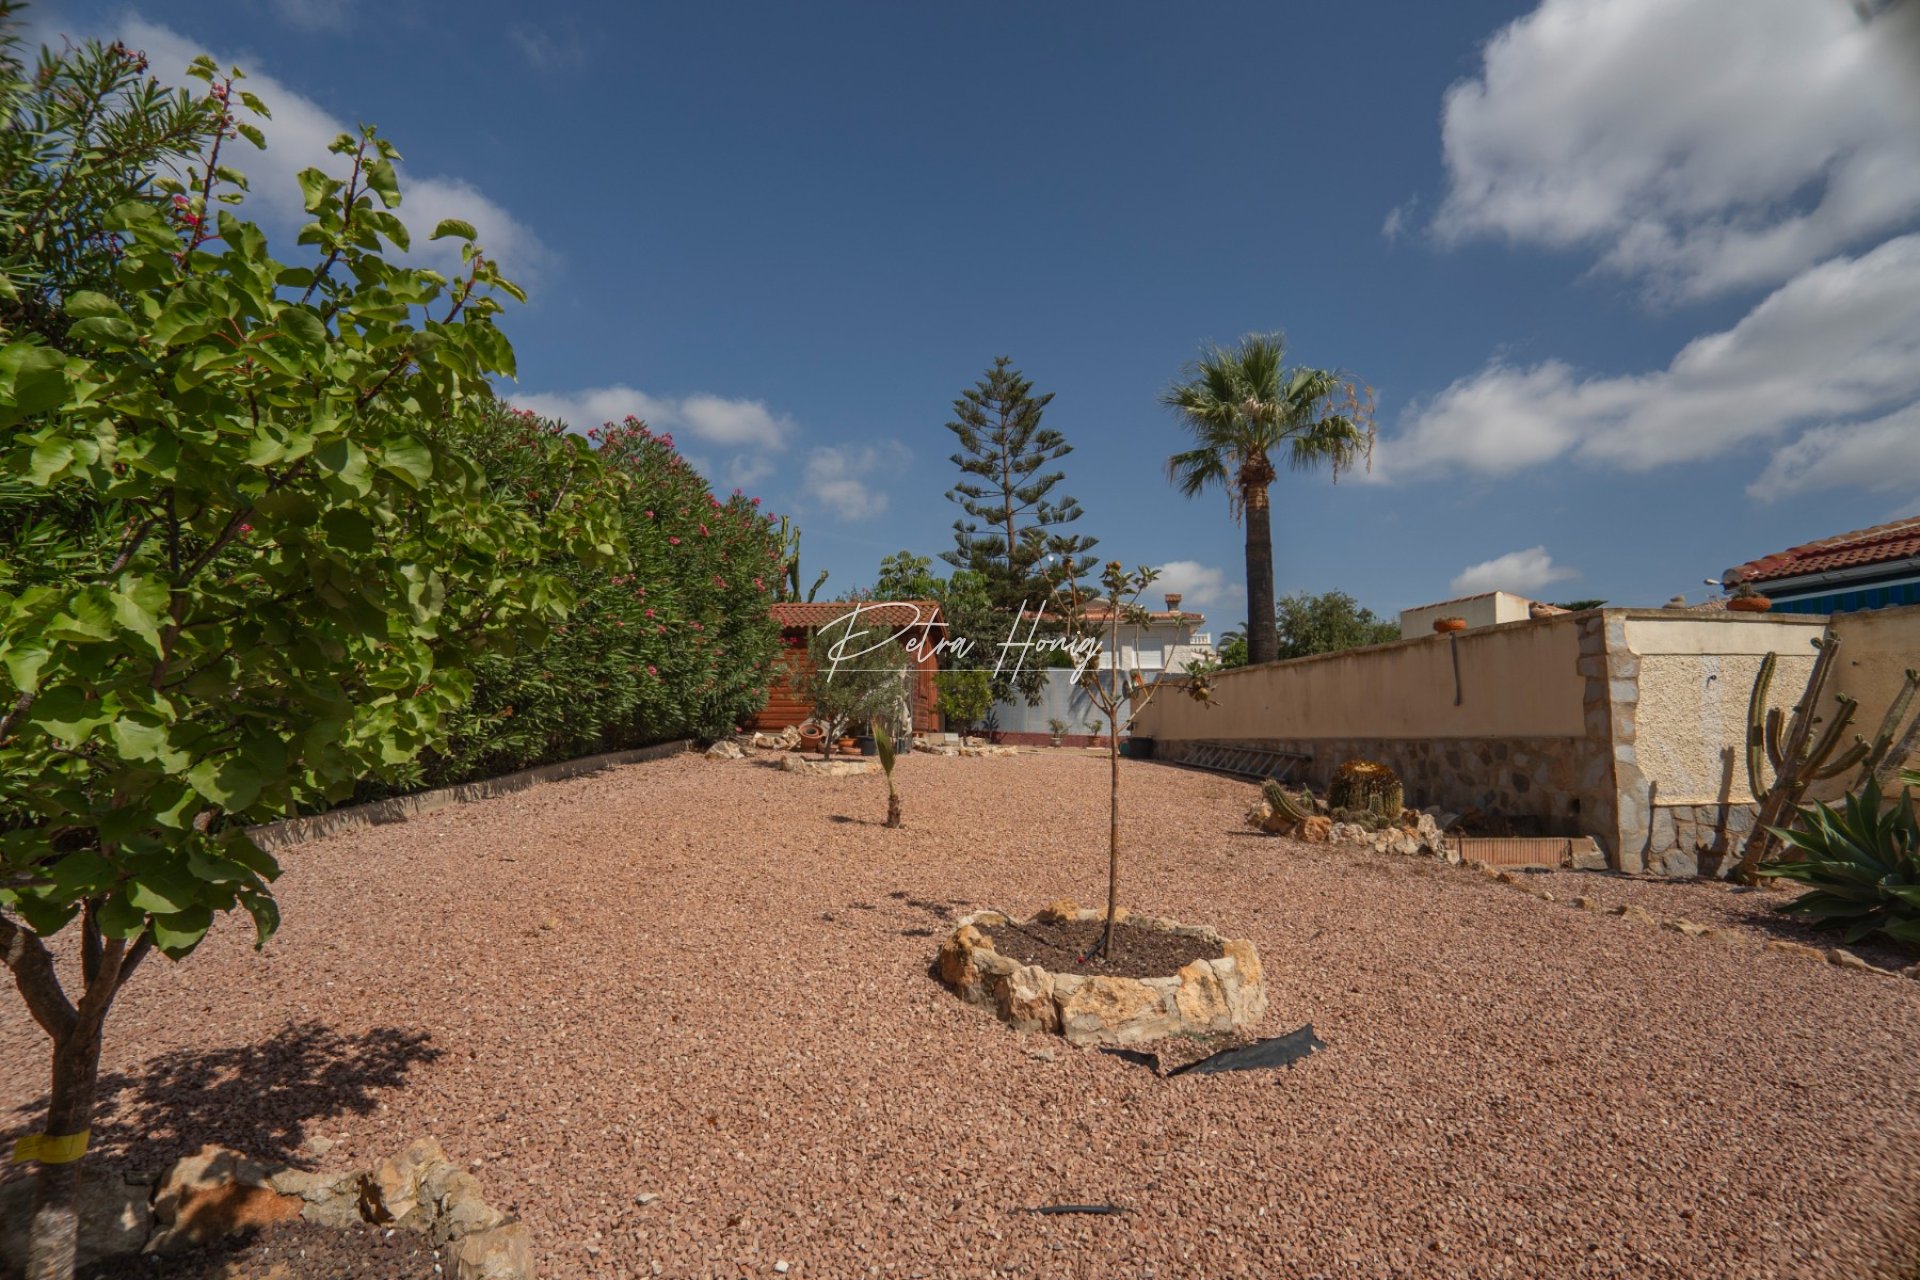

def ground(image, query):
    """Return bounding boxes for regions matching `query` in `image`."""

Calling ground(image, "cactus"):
[1857,667,1920,789]
[1734,634,1880,880]
[1262,779,1313,823]
[775,515,829,603]
[1329,759,1403,821]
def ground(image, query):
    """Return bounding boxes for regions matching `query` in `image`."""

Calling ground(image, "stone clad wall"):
[1156,733,1605,836]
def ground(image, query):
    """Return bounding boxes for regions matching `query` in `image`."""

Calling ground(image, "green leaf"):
[150,905,214,956]
[236,122,267,150]
[126,867,200,915]
[95,893,145,940]
[277,305,328,349]
[429,218,477,241]
[380,437,433,488]
[64,291,126,320]
[30,687,113,740]
[66,317,139,348]
[187,753,266,810]
[297,167,336,214]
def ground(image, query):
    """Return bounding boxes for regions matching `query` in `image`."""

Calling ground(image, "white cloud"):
[1380,233,1920,480]
[1381,199,1418,244]
[512,384,798,488]
[1749,400,1920,501]
[119,18,549,280]
[1149,561,1243,612]
[1450,546,1578,596]
[803,444,909,520]
[512,23,586,71]
[1431,0,1920,301]
[265,0,355,32]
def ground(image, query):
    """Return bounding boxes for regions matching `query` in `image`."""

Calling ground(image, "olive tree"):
[0,46,615,1279]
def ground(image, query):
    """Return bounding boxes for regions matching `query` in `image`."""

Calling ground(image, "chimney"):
[1164,592,1183,612]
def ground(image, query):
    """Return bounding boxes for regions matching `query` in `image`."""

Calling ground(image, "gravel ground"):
[6,751,1920,1279]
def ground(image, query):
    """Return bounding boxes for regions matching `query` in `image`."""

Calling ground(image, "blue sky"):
[34,0,1920,628]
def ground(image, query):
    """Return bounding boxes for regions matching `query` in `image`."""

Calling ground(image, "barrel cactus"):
[1329,759,1403,821]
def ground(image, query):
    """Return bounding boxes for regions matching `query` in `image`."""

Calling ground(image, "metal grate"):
[1453,836,1580,869]
[1173,741,1310,785]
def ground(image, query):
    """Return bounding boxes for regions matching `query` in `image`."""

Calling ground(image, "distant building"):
[1397,590,1535,640]
[1076,592,1215,676]
[1723,516,1920,615]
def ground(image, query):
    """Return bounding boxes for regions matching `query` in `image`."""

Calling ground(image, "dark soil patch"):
[989,918,1217,978]
[83,1219,443,1279]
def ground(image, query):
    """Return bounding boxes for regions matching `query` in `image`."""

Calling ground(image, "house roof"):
[1075,607,1204,624]
[1725,516,1920,586]
[769,600,942,629]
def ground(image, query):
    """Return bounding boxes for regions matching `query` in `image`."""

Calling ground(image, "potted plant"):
[1433,616,1468,633]
[1086,716,1104,745]
[1047,716,1069,747]
[1727,583,1772,613]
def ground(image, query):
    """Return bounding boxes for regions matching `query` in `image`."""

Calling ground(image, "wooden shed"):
[751,601,945,734]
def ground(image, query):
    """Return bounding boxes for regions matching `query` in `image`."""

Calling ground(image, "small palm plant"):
[873,718,902,828]
[1761,777,1920,946]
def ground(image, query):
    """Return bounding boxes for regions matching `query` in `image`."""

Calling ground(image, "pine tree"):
[940,357,1097,609]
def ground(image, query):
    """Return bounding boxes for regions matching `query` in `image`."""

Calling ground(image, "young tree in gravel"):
[0,51,615,1280]
[1164,335,1373,667]
[793,610,912,756]
[1042,560,1211,962]
[940,356,1097,610]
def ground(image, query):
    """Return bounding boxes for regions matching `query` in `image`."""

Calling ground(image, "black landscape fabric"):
[1168,1024,1327,1076]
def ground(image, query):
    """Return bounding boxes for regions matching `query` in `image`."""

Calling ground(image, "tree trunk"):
[885,792,902,828]
[1244,486,1277,666]
[26,1013,106,1280]
[1105,724,1120,960]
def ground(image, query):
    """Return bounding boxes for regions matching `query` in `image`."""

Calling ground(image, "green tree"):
[933,669,992,738]
[1164,334,1373,667]
[1216,627,1249,668]
[1273,590,1399,660]
[871,549,940,600]
[0,48,614,1278]
[941,356,1096,608]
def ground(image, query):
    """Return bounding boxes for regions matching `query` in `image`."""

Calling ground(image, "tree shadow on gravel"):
[7,1021,440,1172]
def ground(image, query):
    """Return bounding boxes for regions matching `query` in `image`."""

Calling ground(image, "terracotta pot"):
[1728,594,1772,613]
[1433,617,1469,633]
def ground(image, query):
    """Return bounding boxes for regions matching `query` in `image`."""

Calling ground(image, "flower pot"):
[1433,617,1468,633]
[1728,594,1772,613]
[837,737,858,754]
[855,735,878,756]
[1049,736,1062,747]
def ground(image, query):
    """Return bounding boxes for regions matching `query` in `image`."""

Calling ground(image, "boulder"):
[453,1221,535,1280]
[703,739,745,760]
[1058,976,1166,1046]
[1766,939,1826,962]
[994,965,1061,1034]
[361,1136,453,1230]
[267,1167,366,1230]
[1035,899,1078,924]
[148,1145,301,1254]
[1173,959,1233,1031]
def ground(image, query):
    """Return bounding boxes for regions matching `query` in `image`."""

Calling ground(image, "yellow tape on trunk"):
[11,1129,89,1165]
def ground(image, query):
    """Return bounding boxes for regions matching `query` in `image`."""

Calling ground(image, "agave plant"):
[1760,778,1920,946]
[873,718,902,828]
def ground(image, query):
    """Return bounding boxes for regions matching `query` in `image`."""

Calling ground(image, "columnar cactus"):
[1733,635,1918,880]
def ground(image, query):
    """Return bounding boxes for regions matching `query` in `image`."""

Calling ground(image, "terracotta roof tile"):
[769,600,942,629]
[1727,516,1920,585]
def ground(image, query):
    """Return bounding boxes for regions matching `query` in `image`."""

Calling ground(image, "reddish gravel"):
[6,751,1920,1279]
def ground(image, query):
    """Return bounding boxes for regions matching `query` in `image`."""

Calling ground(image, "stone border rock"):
[248,740,693,852]
[0,1138,532,1280]
[936,904,1267,1046]
[777,754,879,777]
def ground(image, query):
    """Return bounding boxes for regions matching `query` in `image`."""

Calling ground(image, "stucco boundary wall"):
[247,739,695,852]
[1133,608,1901,876]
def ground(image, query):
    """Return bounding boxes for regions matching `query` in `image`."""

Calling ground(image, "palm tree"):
[1163,334,1373,667]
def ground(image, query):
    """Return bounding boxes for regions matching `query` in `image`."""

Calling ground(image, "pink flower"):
[645,608,656,617]
[669,536,681,545]
[698,524,709,536]
[646,665,657,677]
